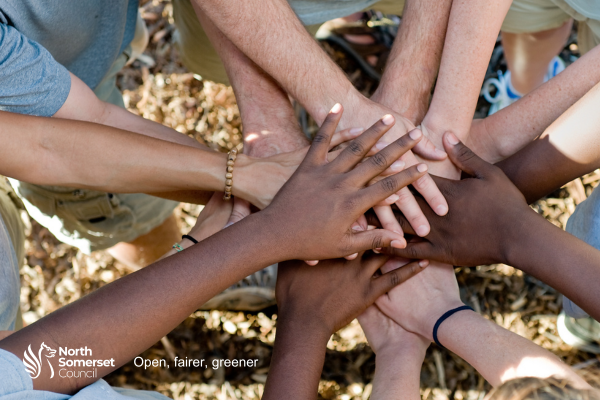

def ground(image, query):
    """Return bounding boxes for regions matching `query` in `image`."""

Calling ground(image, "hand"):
[237,128,363,209]
[376,261,463,341]
[381,132,531,267]
[263,104,429,261]
[187,192,235,243]
[358,306,429,355]
[276,255,428,335]
[341,99,449,238]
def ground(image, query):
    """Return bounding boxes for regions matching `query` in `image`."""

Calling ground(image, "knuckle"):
[381,177,397,193]
[348,141,365,155]
[371,235,384,249]
[388,271,400,287]
[407,245,419,259]
[312,133,329,144]
[371,153,388,168]
[411,175,430,190]
[457,146,476,162]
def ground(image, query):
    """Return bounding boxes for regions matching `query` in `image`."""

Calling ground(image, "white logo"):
[23,343,56,379]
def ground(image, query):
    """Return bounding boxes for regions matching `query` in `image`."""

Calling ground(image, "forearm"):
[370,345,425,400]
[505,211,600,322]
[56,72,204,149]
[497,82,600,203]
[471,45,600,163]
[0,212,283,394]
[438,310,589,388]
[263,317,330,400]
[372,0,452,124]
[193,0,363,125]
[423,0,512,140]
[192,4,307,156]
[0,111,262,203]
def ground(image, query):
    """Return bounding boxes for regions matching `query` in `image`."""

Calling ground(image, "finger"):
[401,151,449,216]
[373,205,403,236]
[225,198,251,228]
[363,253,391,276]
[412,127,447,161]
[371,260,429,297]
[357,164,428,211]
[345,253,358,260]
[305,103,343,165]
[380,257,412,274]
[380,241,437,261]
[394,186,430,237]
[330,127,364,149]
[351,128,423,185]
[443,132,493,179]
[332,114,395,172]
[347,228,406,255]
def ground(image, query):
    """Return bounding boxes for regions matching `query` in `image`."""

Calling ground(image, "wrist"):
[312,87,365,127]
[502,208,545,267]
[420,300,466,341]
[277,310,332,343]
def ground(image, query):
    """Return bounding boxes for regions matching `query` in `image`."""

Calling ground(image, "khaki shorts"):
[0,178,25,330]
[11,14,178,254]
[172,0,405,85]
[502,0,600,54]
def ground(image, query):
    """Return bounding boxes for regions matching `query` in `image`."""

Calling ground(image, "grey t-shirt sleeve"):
[0,23,71,117]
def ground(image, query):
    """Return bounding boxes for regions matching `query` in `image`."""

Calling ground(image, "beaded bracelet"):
[223,148,238,200]
[172,243,184,252]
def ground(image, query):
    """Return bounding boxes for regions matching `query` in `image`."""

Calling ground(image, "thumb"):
[443,132,493,179]
[224,198,251,228]
[349,229,406,254]
[412,127,448,161]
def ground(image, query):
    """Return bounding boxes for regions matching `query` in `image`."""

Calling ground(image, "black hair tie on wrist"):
[182,234,199,244]
[433,305,474,349]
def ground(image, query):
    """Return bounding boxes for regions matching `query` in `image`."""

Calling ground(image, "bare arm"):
[469,45,600,163]
[497,81,600,203]
[0,110,301,208]
[372,0,453,124]
[191,4,308,157]
[422,0,513,141]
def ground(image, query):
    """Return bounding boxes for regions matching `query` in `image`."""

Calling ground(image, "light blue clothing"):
[0,349,169,400]
[0,24,70,117]
[0,0,138,116]
[0,215,20,331]
[562,186,600,319]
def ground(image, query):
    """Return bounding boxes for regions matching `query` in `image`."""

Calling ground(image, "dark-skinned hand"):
[381,132,531,267]
[262,103,429,262]
[276,255,428,335]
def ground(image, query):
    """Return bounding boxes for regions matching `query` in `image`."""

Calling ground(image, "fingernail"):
[224,222,234,228]
[436,148,448,157]
[436,204,448,215]
[409,129,422,140]
[349,127,364,134]
[446,132,459,146]
[419,260,429,268]
[330,103,342,114]
[385,194,400,203]
[351,223,364,232]
[390,160,405,171]
[375,141,388,151]
[416,225,429,237]
[373,248,381,254]
[391,239,406,249]
[382,114,395,125]
[367,225,377,231]
[417,164,428,173]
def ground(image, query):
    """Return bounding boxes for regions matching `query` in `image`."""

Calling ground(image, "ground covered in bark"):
[17,1,599,399]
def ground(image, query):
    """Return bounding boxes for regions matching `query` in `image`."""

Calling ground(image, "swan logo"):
[23,343,56,379]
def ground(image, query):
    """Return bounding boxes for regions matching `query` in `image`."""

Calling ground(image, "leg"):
[502,20,572,94]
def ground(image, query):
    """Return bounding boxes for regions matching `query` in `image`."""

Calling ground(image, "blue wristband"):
[433,305,474,348]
